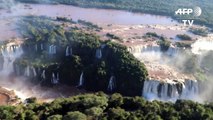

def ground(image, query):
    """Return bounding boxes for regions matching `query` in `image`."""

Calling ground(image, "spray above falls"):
[0,0,15,9]
[191,37,213,54]
[0,41,67,101]
[0,42,23,75]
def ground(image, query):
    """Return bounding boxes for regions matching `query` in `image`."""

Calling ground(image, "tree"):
[63,111,87,120]
[47,115,63,120]
[109,93,124,107]
[108,108,130,120]
[85,107,103,117]
[158,39,171,52]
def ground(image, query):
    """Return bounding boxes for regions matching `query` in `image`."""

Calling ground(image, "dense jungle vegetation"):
[14,16,148,96]
[16,0,213,27]
[1,92,213,120]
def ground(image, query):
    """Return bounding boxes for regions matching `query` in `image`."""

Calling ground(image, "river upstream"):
[0,2,178,40]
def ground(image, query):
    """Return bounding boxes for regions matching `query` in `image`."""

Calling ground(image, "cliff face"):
[127,41,200,101]
[0,16,149,97]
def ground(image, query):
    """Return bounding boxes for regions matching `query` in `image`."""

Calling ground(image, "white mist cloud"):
[0,0,16,9]
[191,35,213,54]
[0,75,60,102]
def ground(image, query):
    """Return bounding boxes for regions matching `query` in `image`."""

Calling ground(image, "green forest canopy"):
[1,92,213,120]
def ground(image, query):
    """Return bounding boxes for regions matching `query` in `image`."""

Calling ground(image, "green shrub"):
[63,111,87,120]
[176,34,192,41]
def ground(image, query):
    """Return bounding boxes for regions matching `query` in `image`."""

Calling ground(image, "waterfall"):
[180,80,199,99]
[95,44,106,59]
[107,76,116,92]
[48,45,52,54]
[31,66,37,77]
[49,45,57,54]
[128,45,146,53]
[78,72,84,87]
[142,80,199,102]
[101,44,106,49]
[1,45,23,75]
[24,66,37,77]
[142,45,160,52]
[65,46,72,56]
[51,72,59,84]
[35,44,38,52]
[141,45,178,56]
[166,47,178,56]
[96,48,102,59]
[41,70,46,79]
[53,45,56,54]
[15,64,20,76]
[57,72,59,83]
[24,66,30,77]
[41,44,43,50]
[37,69,46,85]
[129,45,179,57]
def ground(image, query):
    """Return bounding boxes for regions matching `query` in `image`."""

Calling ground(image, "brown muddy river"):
[3,3,176,25]
[0,3,177,40]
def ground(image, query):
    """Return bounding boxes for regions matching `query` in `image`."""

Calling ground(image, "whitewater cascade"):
[41,44,44,50]
[65,46,72,56]
[24,66,37,77]
[142,80,199,102]
[24,66,30,77]
[128,45,179,56]
[14,64,21,75]
[1,44,23,75]
[107,76,116,92]
[78,72,84,87]
[49,45,57,54]
[96,48,102,59]
[41,70,46,80]
[32,66,37,77]
[51,72,59,84]
[35,44,38,52]
[101,44,106,49]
